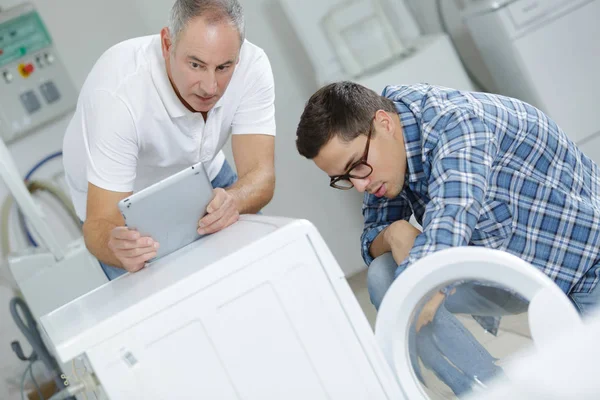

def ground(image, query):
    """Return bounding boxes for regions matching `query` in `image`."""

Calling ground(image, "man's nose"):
[350,177,370,193]
[200,72,217,95]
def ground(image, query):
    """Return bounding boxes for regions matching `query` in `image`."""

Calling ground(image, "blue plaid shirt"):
[361,84,600,294]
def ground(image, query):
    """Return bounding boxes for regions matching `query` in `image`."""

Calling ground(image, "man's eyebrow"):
[343,154,359,172]
[327,153,359,178]
[188,55,234,67]
[188,55,206,64]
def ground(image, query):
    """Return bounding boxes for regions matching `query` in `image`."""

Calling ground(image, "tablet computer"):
[118,162,214,262]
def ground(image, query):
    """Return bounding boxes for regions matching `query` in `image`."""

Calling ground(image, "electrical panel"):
[0,2,77,143]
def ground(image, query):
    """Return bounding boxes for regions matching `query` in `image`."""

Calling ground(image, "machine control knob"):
[3,70,13,83]
[44,53,55,64]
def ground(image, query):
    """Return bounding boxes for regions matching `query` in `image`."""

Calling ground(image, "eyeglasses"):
[329,123,374,190]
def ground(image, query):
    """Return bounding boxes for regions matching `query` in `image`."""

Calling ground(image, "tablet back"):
[118,162,213,261]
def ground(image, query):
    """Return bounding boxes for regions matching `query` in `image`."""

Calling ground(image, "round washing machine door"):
[374,247,582,400]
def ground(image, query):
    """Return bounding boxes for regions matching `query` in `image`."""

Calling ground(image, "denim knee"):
[367,252,398,310]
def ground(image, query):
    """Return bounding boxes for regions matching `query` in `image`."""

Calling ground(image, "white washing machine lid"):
[374,247,582,399]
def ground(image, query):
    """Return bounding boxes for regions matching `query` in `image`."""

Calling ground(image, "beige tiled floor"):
[346,269,533,399]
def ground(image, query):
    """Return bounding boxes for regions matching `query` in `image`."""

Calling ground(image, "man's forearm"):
[226,168,275,214]
[82,219,124,268]
[369,220,421,263]
[369,228,392,260]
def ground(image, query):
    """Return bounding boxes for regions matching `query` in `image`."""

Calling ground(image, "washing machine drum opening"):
[407,280,531,399]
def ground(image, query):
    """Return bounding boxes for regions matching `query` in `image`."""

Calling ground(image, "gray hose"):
[10,296,66,392]
[20,360,43,400]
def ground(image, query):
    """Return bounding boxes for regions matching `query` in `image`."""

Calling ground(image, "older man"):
[63,0,276,279]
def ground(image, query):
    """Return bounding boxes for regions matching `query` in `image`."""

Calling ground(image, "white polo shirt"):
[62,35,276,220]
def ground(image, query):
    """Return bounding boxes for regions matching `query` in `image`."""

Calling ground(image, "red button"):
[0,49,3,55]
[23,63,34,74]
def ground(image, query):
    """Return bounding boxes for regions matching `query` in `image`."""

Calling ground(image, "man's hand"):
[382,220,422,264]
[107,227,158,272]
[198,188,240,235]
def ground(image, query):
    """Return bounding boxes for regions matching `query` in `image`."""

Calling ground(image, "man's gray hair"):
[168,0,245,45]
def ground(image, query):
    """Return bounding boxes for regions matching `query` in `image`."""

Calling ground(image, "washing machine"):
[464,0,600,163]
[39,215,581,399]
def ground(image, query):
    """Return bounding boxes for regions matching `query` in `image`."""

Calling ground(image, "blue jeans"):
[96,160,238,281]
[368,252,600,397]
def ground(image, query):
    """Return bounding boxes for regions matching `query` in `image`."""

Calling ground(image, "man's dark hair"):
[296,81,397,159]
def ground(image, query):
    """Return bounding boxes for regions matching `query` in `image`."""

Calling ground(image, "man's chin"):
[190,97,217,112]
[192,106,211,113]
[385,185,401,199]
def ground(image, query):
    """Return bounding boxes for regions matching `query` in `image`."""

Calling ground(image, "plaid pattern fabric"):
[361,84,600,294]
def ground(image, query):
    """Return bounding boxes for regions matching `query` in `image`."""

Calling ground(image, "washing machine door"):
[375,247,582,399]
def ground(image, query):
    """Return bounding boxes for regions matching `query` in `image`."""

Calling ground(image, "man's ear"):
[375,109,394,136]
[160,27,173,60]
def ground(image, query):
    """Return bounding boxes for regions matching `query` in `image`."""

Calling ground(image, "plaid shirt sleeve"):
[360,191,413,265]
[397,109,498,273]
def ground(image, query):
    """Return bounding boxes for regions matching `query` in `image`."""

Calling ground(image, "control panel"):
[0,2,77,143]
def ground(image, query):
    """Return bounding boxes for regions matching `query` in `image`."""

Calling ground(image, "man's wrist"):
[224,186,243,212]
